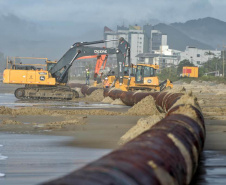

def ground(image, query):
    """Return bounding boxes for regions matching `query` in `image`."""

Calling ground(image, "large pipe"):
[108,89,124,100]
[41,91,205,185]
[67,83,85,88]
[81,85,89,95]
[85,87,101,96]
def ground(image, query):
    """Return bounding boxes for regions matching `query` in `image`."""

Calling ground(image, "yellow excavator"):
[3,38,130,100]
[105,63,173,91]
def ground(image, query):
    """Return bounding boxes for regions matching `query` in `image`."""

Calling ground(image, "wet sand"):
[0,133,111,185]
[1,82,226,184]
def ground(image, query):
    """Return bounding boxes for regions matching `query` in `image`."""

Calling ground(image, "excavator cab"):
[135,65,156,84]
[135,64,159,86]
[125,63,173,91]
[46,61,57,71]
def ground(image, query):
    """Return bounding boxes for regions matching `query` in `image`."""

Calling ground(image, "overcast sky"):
[0,0,225,59]
[0,0,225,24]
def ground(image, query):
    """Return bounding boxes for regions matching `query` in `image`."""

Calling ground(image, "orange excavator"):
[77,55,108,86]
[78,55,108,80]
[3,38,127,100]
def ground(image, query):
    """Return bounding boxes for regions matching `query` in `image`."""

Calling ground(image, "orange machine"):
[3,37,130,100]
[78,55,108,76]
[182,66,198,78]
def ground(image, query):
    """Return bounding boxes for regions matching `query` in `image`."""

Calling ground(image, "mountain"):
[0,14,103,61]
[171,17,226,49]
[153,23,213,51]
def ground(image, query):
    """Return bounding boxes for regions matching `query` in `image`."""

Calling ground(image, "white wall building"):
[104,26,144,65]
[130,33,144,64]
[180,47,221,66]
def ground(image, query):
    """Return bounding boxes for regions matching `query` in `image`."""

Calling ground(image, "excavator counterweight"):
[3,38,130,100]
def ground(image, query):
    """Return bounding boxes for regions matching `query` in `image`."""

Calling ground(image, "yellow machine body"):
[108,63,173,91]
[3,69,56,85]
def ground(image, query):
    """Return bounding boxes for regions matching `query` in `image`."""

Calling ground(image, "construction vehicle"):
[76,55,108,86]
[106,64,136,87]
[78,54,108,77]
[125,64,173,91]
[3,38,129,100]
[106,63,173,91]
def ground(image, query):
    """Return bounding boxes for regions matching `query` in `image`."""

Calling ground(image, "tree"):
[177,59,195,75]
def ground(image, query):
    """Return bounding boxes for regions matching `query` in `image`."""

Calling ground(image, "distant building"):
[104,25,171,66]
[180,47,221,66]
[104,25,144,64]
[136,53,180,69]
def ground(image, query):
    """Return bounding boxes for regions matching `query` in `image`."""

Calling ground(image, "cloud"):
[0,0,225,25]
[0,0,225,60]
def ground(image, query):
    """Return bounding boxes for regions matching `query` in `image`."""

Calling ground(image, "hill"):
[154,23,213,51]
[171,17,226,48]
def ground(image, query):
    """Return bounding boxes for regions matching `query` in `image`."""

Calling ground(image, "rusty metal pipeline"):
[119,91,136,106]
[108,89,124,100]
[67,83,85,88]
[85,87,101,96]
[81,85,89,95]
[42,104,205,185]
[132,92,159,104]
[41,90,205,185]
[103,88,110,97]
[80,85,101,96]
[105,90,184,113]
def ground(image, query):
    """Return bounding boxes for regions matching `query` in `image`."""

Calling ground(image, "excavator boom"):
[3,38,131,100]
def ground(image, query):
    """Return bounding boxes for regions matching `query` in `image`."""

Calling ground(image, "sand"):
[124,95,160,116]
[1,80,226,149]
[119,114,165,145]
[85,89,105,102]
[102,97,114,103]
[0,106,120,116]
[111,99,125,105]
[1,80,226,184]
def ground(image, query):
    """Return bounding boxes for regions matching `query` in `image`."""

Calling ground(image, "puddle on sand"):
[192,150,226,185]
[0,173,5,177]
[0,155,8,160]
[0,144,7,178]
[0,133,111,185]
[0,93,127,110]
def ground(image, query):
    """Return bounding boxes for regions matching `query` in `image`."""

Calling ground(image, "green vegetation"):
[157,58,226,84]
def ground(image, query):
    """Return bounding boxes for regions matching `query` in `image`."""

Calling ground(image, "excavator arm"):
[49,38,130,84]
[76,55,108,76]
[95,55,108,74]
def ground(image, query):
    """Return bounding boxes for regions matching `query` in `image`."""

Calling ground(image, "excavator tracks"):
[14,86,79,100]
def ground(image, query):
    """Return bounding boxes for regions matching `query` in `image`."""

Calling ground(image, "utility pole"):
[223,45,226,77]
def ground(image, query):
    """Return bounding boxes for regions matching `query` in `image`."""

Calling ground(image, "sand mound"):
[35,117,86,130]
[166,86,186,94]
[0,106,12,114]
[85,89,104,102]
[199,87,214,93]
[124,95,160,116]
[171,91,201,111]
[197,99,206,105]
[216,91,226,95]
[73,87,83,98]
[102,97,114,103]
[0,106,119,116]
[111,99,125,105]
[119,114,164,145]
[2,119,23,125]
